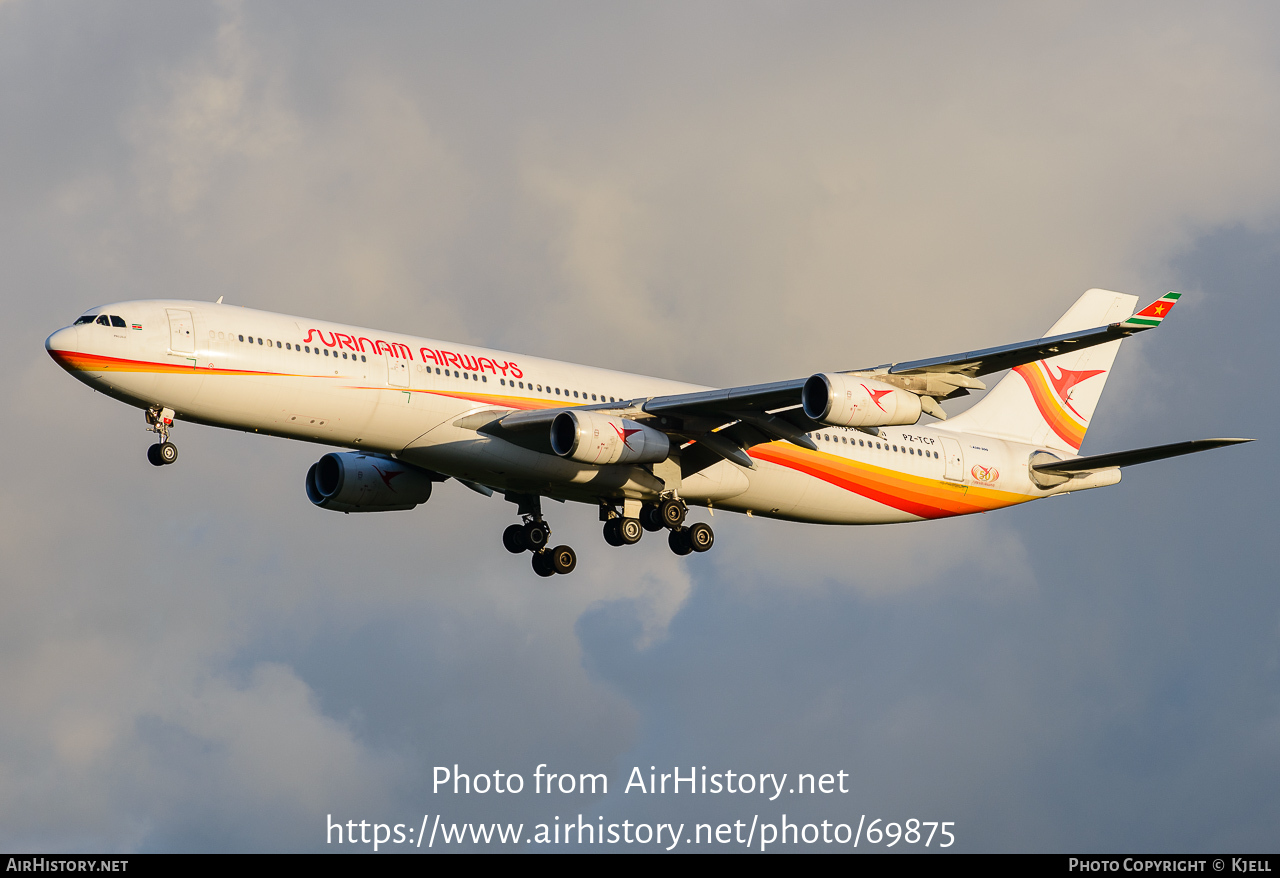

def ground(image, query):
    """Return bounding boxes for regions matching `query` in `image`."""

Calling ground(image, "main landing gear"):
[502,494,576,577]
[603,497,713,556]
[145,406,178,467]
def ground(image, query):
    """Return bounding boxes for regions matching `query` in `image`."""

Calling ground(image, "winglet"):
[1120,291,1180,330]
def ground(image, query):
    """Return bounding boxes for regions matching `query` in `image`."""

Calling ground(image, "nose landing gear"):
[503,493,576,577]
[145,406,178,466]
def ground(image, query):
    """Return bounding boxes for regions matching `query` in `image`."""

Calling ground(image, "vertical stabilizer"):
[941,289,1138,452]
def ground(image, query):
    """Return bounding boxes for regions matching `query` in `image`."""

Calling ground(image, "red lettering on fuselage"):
[418,347,522,377]
[303,328,414,359]
[301,330,523,372]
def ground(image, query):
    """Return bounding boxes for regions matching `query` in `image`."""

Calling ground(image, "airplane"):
[45,289,1251,577]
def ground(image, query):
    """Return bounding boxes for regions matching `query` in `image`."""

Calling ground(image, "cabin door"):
[938,435,965,481]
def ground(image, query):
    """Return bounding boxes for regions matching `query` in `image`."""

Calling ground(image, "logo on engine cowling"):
[372,464,405,491]
[862,384,893,412]
[611,422,642,450]
[970,464,999,483]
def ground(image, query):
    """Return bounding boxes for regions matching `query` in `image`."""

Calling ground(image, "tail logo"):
[862,384,894,412]
[970,464,999,483]
[1046,366,1105,420]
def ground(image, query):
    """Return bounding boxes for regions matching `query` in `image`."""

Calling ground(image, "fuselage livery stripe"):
[752,444,1028,519]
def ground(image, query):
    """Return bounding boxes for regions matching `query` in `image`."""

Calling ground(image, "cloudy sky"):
[1,0,1276,852]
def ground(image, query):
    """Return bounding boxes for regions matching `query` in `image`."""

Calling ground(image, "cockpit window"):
[96,315,110,326]
[110,316,126,328]
[74,315,97,325]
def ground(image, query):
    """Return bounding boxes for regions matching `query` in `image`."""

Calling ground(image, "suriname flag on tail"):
[1121,292,1180,330]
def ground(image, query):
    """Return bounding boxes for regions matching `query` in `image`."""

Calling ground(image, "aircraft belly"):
[81,368,163,407]
[679,459,750,502]
[401,422,664,500]
[708,457,912,524]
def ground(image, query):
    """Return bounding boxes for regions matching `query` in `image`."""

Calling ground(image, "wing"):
[477,293,1181,473]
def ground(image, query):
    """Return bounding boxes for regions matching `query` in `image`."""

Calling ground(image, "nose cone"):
[45,326,80,369]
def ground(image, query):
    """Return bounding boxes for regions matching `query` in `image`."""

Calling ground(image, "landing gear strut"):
[145,406,178,466]
[503,493,575,577]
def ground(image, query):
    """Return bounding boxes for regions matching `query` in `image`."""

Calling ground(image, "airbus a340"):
[46,289,1249,576]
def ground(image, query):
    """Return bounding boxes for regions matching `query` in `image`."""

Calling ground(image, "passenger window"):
[342,352,348,359]
[323,348,329,356]
[482,375,487,382]
[258,338,263,345]
[239,335,245,342]
[96,315,110,325]
[276,340,281,348]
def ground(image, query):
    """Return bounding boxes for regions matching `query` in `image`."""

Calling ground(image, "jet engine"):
[802,373,923,428]
[550,410,670,465]
[305,452,435,513]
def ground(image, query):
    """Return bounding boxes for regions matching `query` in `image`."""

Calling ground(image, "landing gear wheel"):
[522,521,550,552]
[687,521,714,552]
[603,519,625,547]
[659,498,687,529]
[619,518,643,545]
[550,545,577,575]
[531,550,556,577]
[668,528,693,556]
[158,442,178,465]
[640,505,665,532]
[147,444,164,467]
[503,524,526,554]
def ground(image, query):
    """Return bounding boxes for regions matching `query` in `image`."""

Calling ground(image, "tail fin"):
[942,289,1140,452]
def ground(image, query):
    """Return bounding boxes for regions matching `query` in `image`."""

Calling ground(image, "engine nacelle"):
[550,410,670,465]
[802,373,923,428]
[305,452,435,513]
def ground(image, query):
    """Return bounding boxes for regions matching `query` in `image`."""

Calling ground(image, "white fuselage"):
[46,300,1116,524]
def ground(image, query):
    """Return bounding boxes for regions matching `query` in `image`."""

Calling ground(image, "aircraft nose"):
[45,326,80,362]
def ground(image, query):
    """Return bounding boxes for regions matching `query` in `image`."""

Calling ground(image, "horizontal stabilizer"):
[1031,438,1253,475]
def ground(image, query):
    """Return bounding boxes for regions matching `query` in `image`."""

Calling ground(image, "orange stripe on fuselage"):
[752,443,1029,520]
[1012,363,1086,450]
[50,350,295,378]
